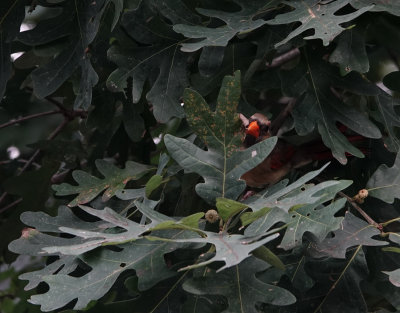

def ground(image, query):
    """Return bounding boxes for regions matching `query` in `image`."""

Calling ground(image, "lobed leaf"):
[244,179,352,250]
[175,231,280,272]
[267,0,373,47]
[106,2,189,122]
[183,257,296,312]
[19,0,110,109]
[329,26,369,75]
[367,151,400,203]
[173,0,280,52]
[165,71,278,203]
[281,54,381,164]
[165,134,277,204]
[23,229,196,311]
[370,92,400,153]
[309,212,387,258]
[350,0,400,16]
[52,159,153,207]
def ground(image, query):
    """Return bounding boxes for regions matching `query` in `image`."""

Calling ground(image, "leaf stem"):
[337,191,380,229]
[313,245,362,313]
[149,271,190,313]
[380,217,400,227]
[0,198,22,214]
[266,48,300,68]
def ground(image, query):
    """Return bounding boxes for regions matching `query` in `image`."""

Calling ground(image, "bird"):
[239,113,367,188]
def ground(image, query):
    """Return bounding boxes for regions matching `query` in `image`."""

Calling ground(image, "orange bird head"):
[246,120,260,138]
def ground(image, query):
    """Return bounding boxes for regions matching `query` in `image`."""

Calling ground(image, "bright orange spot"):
[246,121,260,138]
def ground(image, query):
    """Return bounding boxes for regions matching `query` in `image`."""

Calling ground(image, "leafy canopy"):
[1,1,400,313]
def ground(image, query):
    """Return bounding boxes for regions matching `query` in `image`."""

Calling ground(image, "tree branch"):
[337,191,381,229]
[266,48,300,68]
[0,110,62,129]
[0,118,70,210]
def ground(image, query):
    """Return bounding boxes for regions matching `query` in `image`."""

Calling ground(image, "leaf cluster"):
[0,1,400,312]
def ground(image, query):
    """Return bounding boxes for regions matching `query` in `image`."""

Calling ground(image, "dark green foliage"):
[1,1,400,312]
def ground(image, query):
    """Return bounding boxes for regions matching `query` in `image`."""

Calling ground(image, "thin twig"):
[266,48,300,68]
[0,198,22,214]
[0,118,70,211]
[314,177,380,229]
[19,118,69,175]
[0,159,41,168]
[0,110,62,129]
[338,191,381,229]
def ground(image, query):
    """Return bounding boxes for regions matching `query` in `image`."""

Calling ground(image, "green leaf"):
[0,0,25,101]
[370,92,400,152]
[267,0,373,47]
[42,199,204,255]
[52,159,153,207]
[110,0,123,30]
[183,257,296,312]
[309,246,369,312]
[367,151,400,203]
[184,71,242,155]
[216,197,248,222]
[145,175,163,197]
[165,72,278,203]
[165,134,277,204]
[383,269,400,287]
[282,246,315,291]
[173,0,280,52]
[330,26,369,75]
[279,196,346,250]
[121,98,145,142]
[25,229,195,311]
[309,212,387,258]
[245,180,352,250]
[252,246,285,270]
[20,0,107,109]
[351,0,400,16]
[106,2,188,122]
[176,231,280,272]
[242,164,333,213]
[281,54,381,164]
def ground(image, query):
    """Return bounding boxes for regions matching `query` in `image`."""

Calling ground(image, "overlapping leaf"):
[242,164,333,213]
[11,229,197,311]
[17,0,115,109]
[384,269,400,287]
[329,26,369,75]
[8,201,203,311]
[183,257,296,313]
[106,2,191,122]
[309,212,387,258]
[306,247,370,312]
[267,0,373,47]
[370,92,400,153]
[351,0,400,16]
[175,231,280,272]
[52,159,153,207]
[27,199,204,256]
[173,0,280,52]
[0,0,25,100]
[367,151,400,203]
[244,179,352,250]
[280,54,381,164]
[165,72,277,203]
